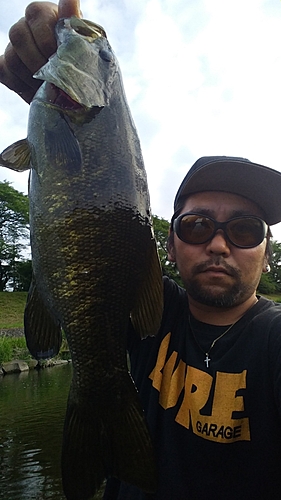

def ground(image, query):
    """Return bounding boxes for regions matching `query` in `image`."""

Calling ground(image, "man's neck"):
[187,293,258,326]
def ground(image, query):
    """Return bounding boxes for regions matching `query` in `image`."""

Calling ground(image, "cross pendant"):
[204,354,211,368]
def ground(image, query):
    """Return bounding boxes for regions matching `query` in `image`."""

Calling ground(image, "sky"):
[1,0,281,240]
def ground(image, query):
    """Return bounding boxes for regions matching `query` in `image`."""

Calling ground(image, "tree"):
[257,272,277,295]
[13,260,32,291]
[153,215,183,286]
[0,181,30,291]
[267,240,281,292]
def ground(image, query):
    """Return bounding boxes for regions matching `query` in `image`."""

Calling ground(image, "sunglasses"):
[173,212,268,248]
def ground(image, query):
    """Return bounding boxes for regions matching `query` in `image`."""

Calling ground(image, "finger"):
[58,0,81,19]
[0,54,40,103]
[25,2,59,59]
[0,1,82,103]
[9,18,49,75]
[4,43,42,89]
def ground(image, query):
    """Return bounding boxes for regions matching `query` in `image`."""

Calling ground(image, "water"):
[0,363,72,500]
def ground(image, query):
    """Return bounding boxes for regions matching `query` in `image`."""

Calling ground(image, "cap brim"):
[174,159,281,225]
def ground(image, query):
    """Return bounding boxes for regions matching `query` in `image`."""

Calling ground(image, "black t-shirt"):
[104,277,281,499]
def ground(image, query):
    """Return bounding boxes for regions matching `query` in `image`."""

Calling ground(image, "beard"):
[182,257,256,308]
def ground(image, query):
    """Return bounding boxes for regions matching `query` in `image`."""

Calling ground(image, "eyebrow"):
[186,208,262,219]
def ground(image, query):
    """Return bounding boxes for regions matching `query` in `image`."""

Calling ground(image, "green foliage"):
[0,181,30,291]
[0,336,30,364]
[0,333,71,365]
[0,337,12,363]
[257,240,281,294]
[13,259,32,291]
[0,181,29,224]
[153,215,183,286]
[268,240,281,291]
[257,273,277,295]
[0,291,27,328]
[0,293,72,363]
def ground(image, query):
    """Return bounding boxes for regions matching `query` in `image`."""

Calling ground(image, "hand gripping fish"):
[0,17,163,500]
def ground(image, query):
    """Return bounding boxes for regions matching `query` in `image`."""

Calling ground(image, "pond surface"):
[0,363,72,500]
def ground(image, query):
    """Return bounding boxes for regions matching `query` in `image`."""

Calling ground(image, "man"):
[1,2,281,499]
[104,157,281,500]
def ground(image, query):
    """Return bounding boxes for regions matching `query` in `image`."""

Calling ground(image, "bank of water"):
[0,363,72,499]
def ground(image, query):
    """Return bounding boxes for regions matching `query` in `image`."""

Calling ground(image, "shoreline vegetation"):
[0,332,71,374]
[0,292,71,375]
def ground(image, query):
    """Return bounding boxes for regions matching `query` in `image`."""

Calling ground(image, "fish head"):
[34,17,118,109]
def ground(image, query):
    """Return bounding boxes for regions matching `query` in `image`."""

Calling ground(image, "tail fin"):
[61,375,157,500]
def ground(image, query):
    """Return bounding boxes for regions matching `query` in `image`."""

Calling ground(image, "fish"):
[0,16,163,500]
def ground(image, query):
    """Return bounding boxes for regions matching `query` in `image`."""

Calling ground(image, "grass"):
[0,291,27,328]
[0,292,71,364]
[0,336,31,365]
[264,293,281,302]
[0,334,71,366]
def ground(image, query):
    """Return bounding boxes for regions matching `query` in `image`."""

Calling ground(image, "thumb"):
[58,0,82,19]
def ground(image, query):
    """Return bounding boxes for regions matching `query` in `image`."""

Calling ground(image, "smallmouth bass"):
[0,16,163,500]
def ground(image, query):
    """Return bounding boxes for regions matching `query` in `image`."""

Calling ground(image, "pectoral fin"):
[0,139,31,171]
[130,237,163,339]
[44,115,82,173]
[24,276,62,360]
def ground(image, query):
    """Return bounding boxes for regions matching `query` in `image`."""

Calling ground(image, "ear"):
[167,230,176,262]
[168,247,176,263]
[262,257,270,273]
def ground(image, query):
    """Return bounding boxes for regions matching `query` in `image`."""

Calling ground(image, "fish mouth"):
[45,83,85,110]
[66,17,107,40]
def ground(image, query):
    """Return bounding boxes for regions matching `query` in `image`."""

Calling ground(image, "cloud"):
[1,0,281,240]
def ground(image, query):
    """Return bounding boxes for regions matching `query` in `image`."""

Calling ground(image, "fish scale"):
[0,15,163,500]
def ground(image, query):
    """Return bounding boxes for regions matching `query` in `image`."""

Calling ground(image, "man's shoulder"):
[163,275,187,302]
[256,295,281,318]
[160,276,189,331]
[252,296,281,342]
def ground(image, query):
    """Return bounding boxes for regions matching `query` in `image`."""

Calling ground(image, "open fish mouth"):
[64,17,107,40]
[45,83,85,110]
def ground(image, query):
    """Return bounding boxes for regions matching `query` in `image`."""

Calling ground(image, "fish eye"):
[99,49,113,62]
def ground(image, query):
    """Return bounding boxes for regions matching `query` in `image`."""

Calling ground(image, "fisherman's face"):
[169,191,268,308]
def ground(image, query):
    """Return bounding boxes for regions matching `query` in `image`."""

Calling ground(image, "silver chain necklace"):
[188,315,236,368]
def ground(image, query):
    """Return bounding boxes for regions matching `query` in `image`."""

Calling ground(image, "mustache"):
[192,257,241,278]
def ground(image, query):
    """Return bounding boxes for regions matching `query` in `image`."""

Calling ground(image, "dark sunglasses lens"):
[177,215,215,244]
[227,218,265,247]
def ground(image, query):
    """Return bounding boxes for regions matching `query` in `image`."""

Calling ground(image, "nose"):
[205,229,231,256]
